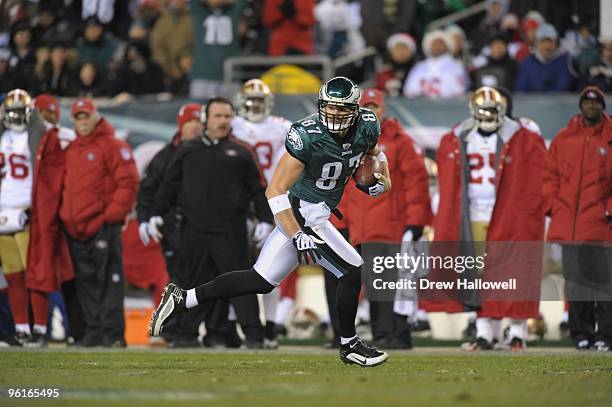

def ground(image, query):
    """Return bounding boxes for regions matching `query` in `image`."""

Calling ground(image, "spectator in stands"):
[71,61,109,98]
[471,34,518,90]
[314,0,365,58]
[263,0,315,56]
[60,98,139,347]
[579,38,612,92]
[513,12,543,62]
[446,24,470,67]
[469,0,509,54]
[81,0,115,25]
[110,40,165,97]
[38,41,74,96]
[544,86,612,351]
[359,0,417,55]
[375,33,416,96]
[403,30,467,98]
[76,16,119,79]
[0,48,12,93]
[31,4,73,47]
[150,0,193,91]
[190,0,246,98]
[515,23,574,92]
[169,51,192,96]
[7,20,38,93]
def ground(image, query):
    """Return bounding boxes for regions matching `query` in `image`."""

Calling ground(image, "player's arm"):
[265,152,304,237]
[366,144,391,193]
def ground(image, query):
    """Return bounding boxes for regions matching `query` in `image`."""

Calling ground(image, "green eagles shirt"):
[191,0,245,81]
[285,109,380,208]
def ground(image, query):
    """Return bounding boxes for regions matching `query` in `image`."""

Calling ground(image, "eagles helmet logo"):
[287,128,303,150]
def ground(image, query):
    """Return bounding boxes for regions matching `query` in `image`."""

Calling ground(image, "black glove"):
[404,225,424,242]
[279,0,296,19]
[292,230,324,265]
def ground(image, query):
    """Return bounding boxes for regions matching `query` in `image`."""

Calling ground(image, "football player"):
[151,77,391,366]
[431,87,546,350]
[0,89,72,346]
[232,79,292,349]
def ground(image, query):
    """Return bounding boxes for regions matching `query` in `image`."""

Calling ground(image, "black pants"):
[562,244,612,345]
[170,225,263,342]
[66,224,125,344]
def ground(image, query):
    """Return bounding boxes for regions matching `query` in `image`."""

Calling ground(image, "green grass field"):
[1,347,611,407]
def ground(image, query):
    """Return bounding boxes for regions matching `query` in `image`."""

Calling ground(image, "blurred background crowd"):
[0,0,608,100]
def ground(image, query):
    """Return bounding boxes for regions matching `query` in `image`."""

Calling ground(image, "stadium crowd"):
[0,0,609,352]
[0,0,609,98]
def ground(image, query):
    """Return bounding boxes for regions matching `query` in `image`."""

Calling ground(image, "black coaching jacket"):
[151,134,273,237]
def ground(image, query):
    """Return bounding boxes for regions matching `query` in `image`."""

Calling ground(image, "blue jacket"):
[515,52,574,92]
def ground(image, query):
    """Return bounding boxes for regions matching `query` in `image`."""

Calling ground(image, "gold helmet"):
[469,86,506,132]
[237,79,274,123]
[2,89,32,132]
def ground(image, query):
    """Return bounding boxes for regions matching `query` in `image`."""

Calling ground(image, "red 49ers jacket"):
[60,118,139,240]
[545,114,612,242]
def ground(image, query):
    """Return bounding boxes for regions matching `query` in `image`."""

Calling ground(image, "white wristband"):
[376,150,388,163]
[268,193,292,215]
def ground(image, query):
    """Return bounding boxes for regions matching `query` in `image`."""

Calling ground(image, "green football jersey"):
[285,109,380,208]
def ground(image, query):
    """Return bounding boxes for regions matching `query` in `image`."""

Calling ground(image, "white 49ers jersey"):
[232,115,292,182]
[0,129,33,209]
[466,129,497,223]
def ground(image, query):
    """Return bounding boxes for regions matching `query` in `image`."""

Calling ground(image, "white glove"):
[356,173,387,197]
[292,230,325,265]
[138,222,151,246]
[253,222,274,248]
[148,216,164,243]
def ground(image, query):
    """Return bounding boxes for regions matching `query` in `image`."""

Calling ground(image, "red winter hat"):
[71,97,97,116]
[34,94,60,118]
[579,86,606,108]
[360,88,385,109]
[177,103,202,129]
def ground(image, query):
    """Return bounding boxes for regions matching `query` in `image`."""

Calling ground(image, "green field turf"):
[1,348,611,407]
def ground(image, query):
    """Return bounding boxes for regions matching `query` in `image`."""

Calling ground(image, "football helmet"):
[469,86,506,133]
[237,79,274,123]
[318,76,360,133]
[1,89,32,132]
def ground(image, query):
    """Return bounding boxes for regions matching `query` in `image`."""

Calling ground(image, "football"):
[352,154,382,186]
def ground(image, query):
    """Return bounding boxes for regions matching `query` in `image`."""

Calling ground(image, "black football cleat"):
[150,283,188,337]
[340,337,389,367]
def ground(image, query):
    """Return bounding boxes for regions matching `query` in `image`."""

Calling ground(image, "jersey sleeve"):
[284,123,311,164]
[359,109,381,150]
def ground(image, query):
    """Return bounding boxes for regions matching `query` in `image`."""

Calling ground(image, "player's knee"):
[252,268,275,294]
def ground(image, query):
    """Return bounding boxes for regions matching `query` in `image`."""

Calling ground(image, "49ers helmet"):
[236,79,274,123]
[469,86,506,132]
[1,89,32,132]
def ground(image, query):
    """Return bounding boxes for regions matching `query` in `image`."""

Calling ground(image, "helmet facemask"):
[317,76,361,134]
[2,89,32,132]
[318,100,359,133]
[237,79,274,123]
[470,86,506,133]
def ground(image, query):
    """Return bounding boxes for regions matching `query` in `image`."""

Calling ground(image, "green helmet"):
[318,76,361,133]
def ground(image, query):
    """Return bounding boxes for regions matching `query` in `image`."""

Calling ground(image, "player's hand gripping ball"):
[352,154,382,187]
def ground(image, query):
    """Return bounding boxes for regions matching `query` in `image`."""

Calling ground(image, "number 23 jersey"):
[285,109,380,208]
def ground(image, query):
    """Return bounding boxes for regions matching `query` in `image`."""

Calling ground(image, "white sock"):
[186,289,198,309]
[491,319,503,342]
[227,305,237,322]
[275,297,294,325]
[416,309,428,321]
[476,317,493,343]
[33,324,47,335]
[340,335,358,345]
[509,319,526,340]
[561,310,568,322]
[15,324,31,335]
